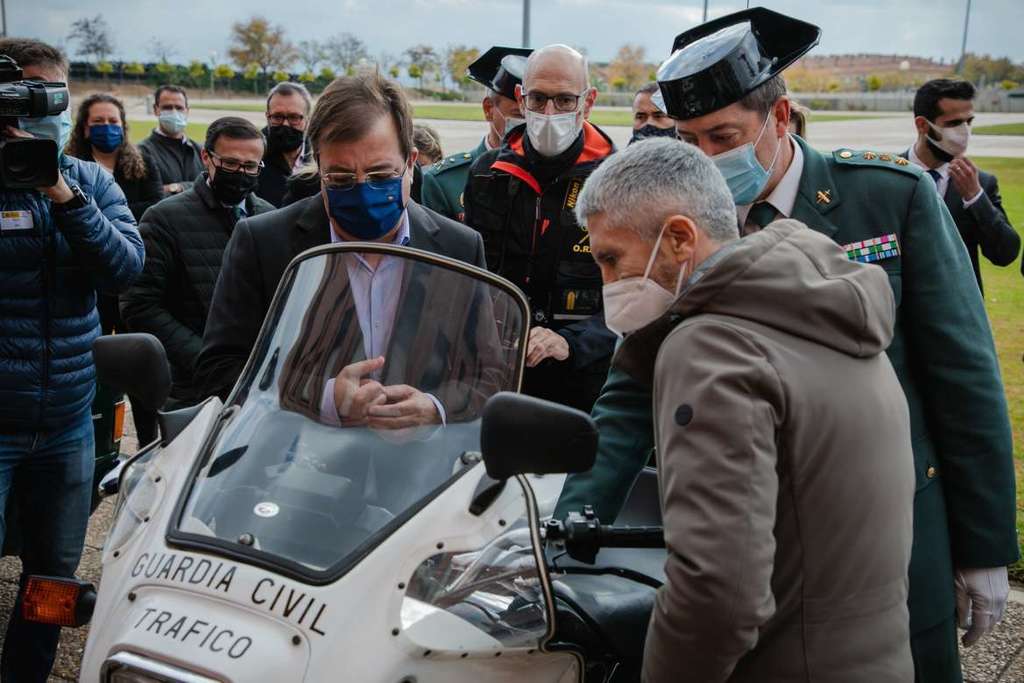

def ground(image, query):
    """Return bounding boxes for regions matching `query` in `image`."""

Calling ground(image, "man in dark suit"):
[196,72,486,405]
[907,79,1020,291]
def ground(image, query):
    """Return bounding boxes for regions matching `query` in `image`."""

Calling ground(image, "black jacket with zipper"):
[464,121,616,412]
[120,175,274,404]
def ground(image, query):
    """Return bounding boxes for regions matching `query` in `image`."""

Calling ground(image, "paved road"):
[125,99,1024,158]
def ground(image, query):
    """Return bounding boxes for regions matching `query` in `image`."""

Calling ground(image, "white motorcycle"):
[20,243,666,682]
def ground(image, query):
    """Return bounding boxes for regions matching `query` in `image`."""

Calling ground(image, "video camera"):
[0,54,70,189]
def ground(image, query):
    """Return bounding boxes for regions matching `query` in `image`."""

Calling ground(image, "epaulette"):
[832,149,921,176]
[428,151,476,176]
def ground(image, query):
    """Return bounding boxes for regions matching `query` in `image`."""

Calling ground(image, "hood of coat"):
[616,219,896,384]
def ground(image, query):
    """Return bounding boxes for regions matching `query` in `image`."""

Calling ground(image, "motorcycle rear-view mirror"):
[93,334,170,413]
[481,392,598,480]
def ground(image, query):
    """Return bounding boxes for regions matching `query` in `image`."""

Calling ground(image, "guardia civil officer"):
[463,44,617,413]
[421,47,530,223]
[556,9,1016,681]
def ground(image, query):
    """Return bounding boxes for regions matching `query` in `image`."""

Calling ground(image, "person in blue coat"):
[0,38,143,682]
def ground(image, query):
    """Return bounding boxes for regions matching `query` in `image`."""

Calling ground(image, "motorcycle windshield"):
[173,244,528,581]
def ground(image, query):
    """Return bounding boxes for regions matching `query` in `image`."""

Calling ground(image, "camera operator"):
[0,38,143,682]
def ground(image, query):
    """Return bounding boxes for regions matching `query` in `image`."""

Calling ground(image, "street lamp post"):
[958,0,972,74]
[210,51,217,95]
[522,0,530,47]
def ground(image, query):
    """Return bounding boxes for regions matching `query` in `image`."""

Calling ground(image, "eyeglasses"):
[524,90,588,114]
[267,113,305,126]
[320,165,406,192]
[207,150,264,176]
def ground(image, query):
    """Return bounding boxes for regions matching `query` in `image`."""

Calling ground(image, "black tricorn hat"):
[467,46,533,100]
[655,7,820,120]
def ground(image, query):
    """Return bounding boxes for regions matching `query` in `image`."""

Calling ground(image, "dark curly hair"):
[65,93,148,182]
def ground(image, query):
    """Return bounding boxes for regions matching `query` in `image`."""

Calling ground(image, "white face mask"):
[602,225,689,337]
[927,120,971,157]
[525,104,582,157]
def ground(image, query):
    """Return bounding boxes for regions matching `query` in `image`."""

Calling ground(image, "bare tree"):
[148,39,178,65]
[326,33,369,75]
[67,15,114,64]
[297,39,326,74]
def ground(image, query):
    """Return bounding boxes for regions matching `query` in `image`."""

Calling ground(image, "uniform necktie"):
[927,169,942,186]
[747,202,778,232]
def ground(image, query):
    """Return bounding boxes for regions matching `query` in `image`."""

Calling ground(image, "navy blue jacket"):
[0,156,144,432]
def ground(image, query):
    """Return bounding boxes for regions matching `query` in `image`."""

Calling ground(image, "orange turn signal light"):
[20,575,96,627]
[113,400,126,442]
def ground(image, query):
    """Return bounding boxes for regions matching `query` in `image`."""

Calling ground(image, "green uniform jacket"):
[421,138,488,222]
[556,136,1018,635]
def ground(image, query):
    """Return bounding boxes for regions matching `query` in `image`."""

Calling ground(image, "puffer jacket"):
[0,155,144,432]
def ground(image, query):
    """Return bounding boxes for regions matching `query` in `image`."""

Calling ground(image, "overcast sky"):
[9,0,1023,66]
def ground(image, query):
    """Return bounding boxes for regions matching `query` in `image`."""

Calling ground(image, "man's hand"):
[949,157,983,200]
[163,183,184,195]
[366,384,441,430]
[333,356,387,424]
[526,326,570,367]
[3,125,73,202]
[955,566,1009,646]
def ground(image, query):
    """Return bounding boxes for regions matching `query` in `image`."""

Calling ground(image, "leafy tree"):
[213,64,235,90]
[866,74,882,92]
[297,40,326,74]
[408,63,423,87]
[608,44,648,92]
[299,71,316,83]
[228,16,297,86]
[326,33,369,75]
[319,66,336,81]
[610,76,627,92]
[272,70,290,83]
[405,45,439,90]
[67,15,114,64]
[154,61,175,77]
[443,45,479,90]
[124,62,146,77]
[96,61,114,81]
[188,60,207,83]
[243,62,261,94]
[389,65,400,79]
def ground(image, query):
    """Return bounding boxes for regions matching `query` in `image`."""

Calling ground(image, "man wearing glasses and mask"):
[121,116,274,409]
[196,73,486,408]
[464,44,617,413]
[256,81,314,207]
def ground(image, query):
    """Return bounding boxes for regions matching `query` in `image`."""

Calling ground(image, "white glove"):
[955,566,1009,646]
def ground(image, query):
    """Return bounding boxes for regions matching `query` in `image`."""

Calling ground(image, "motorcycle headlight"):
[102,651,219,682]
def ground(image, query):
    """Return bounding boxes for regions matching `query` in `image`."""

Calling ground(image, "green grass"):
[127,121,210,145]
[972,157,1024,579]
[975,123,1024,136]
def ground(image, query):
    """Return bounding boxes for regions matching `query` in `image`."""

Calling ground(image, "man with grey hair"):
[257,81,313,206]
[579,138,915,681]
[463,44,617,413]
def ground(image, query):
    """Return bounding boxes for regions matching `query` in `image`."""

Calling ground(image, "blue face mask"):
[158,110,188,136]
[18,108,73,159]
[88,123,124,153]
[711,112,782,205]
[325,174,406,241]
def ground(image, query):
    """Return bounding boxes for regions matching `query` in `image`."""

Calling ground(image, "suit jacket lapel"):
[407,202,442,254]
[790,137,843,240]
[291,196,331,258]
[944,182,963,220]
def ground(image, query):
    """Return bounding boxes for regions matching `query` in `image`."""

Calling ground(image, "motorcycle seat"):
[550,572,655,660]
